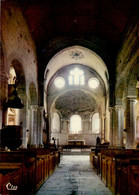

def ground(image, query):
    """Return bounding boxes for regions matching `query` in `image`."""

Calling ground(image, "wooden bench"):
[101,149,139,194]
[0,148,60,194]
[0,152,24,194]
[90,149,139,195]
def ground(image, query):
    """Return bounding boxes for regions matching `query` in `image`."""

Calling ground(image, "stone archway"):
[44,45,109,145]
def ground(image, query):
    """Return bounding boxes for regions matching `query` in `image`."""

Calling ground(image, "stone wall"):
[1,1,38,94]
[116,21,138,91]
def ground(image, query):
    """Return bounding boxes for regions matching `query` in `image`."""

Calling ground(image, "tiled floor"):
[35,155,112,195]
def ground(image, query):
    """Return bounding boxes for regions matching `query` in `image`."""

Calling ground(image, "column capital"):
[124,96,136,102]
[102,114,106,119]
[38,106,45,111]
[114,105,124,111]
[109,107,114,112]
[29,105,38,110]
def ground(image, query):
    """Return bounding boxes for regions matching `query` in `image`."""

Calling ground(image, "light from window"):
[7,108,20,125]
[8,67,16,84]
[69,67,84,85]
[70,114,82,134]
[54,77,65,88]
[92,113,100,134]
[88,78,99,89]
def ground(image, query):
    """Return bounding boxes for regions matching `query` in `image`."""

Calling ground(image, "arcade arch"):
[44,45,109,146]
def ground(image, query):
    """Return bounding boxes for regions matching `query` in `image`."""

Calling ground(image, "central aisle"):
[36,155,112,195]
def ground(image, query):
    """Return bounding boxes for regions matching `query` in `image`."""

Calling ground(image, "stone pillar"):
[30,105,38,147]
[109,107,114,146]
[125,97,136,149]
[105,115,110,143]
[114,106,124,147]
[37,106,44,147]
[19,94,28,148]
[101,115,105,143]
[0,71,8,127]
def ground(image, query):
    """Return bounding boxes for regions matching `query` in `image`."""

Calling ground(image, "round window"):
[54,77,65,88]
[88,78,99,89]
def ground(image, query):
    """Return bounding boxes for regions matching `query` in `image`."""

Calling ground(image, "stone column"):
[19,94,28,148]
[30,105,38,147]
[105,114,110,143]
[114,106,124,147]
[101,115,105,143]
[109,107,114,146]
[0,71,8,127]
[125,97,136,149]
[37,106,44,147]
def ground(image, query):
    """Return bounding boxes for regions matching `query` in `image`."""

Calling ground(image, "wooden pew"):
[90,150,101,175]
[90,149,139,194]
[0,148,60,194]
[129,166,139,195]
[116,158,139,195]
[35,149,50,190]
[0,152,24,194]
[20,149,36,194]
[100,149,139,194]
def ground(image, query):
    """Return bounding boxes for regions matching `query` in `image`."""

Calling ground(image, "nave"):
[36,155,112,195]
[1,1,139,195]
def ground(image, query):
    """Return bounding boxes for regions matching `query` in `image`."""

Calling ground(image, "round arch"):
[11,59,26,94]
[44,45,109,93]
[44,45,110,145]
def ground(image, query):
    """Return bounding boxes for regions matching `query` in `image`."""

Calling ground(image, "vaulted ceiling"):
[17,0,138,81]
[55,90,96,118]
[19,0,137,51]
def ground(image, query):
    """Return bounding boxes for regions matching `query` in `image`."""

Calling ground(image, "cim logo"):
[6,183,18,191]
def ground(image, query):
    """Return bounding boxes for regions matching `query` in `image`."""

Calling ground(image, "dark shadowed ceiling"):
[19,0,138,50]
[18,0,138,80]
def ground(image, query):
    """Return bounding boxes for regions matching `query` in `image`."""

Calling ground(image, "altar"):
[68,140,84,146]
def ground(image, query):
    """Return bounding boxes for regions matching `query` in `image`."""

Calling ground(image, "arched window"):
[70,114,82,134]
[7,67,20,125]
[92,113,100,134]
[52,112,60,132]
[8,66,16,84]
[68,67,84,85]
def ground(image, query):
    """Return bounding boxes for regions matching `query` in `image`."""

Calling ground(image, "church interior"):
[0,0,139,194]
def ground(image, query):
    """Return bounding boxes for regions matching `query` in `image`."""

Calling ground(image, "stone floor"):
[35,155,112,195]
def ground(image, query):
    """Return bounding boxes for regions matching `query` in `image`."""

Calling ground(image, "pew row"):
[0,149,60,194]
[90,149,139,195]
